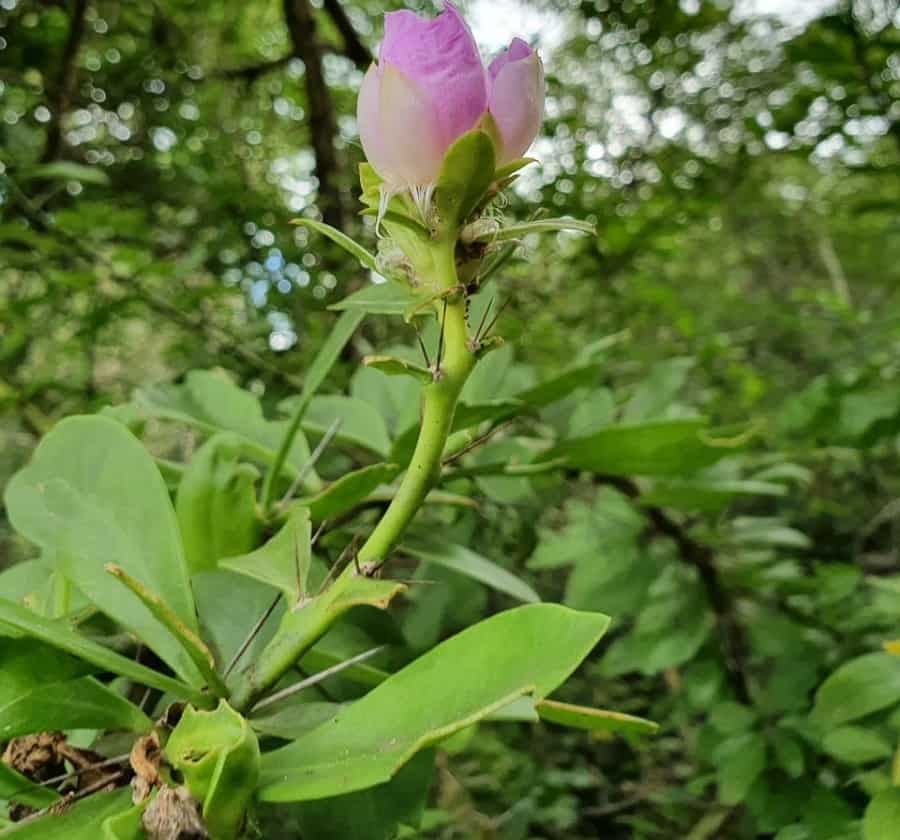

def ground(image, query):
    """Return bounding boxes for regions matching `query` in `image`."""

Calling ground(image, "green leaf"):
[192,570,286,689]
[515,363,603,409]
[329,281,418,316]
[709,701,757,734]
[0,762,60,810]
[363,355,434,384]
[301,645,390,689]
[822,726,893,764]
[812,653,900,726]
[435,130,496,229]
[165,701,261,840]
[291,218,377,272]
[3,416,201,683]
[175,433,261,574]
[131,371,320,493]
[535,699,658,736]
[0,558,90,621]
[250,700,340,739]
[105,564,227,698]
[839,387,900,439]
[99,802,146,840]
[771,731,805,778]
[541,418,741,476]
[258,603,610,801]
[0,637,151,740]
[729,517,812,549]
[863,788,900,840]
[530,489,644,573]
[402,540,540,604]
[285,750,435,840]
[295,463,402,522]
[302,309,365,401]
[715,732,767,805]
[220,507,312,603]
[622,357,695,421]
[567,388,617,437]
[471,217,597,243]
[299,395,393,458]
[483,695,540,723]
[0,789,134,838]
[23,161,111,186]
[351,346,421,437]
[0,596,208,707]
[262,310,365,511]
[640,478,787,513]
[0,560,54,608]
[602,577,713,676]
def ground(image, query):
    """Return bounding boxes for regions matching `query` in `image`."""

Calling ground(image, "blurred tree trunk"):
[283,0,346,230]
[41,0,88,163]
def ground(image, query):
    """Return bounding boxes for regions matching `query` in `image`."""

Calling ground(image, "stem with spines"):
[231,236,476,711]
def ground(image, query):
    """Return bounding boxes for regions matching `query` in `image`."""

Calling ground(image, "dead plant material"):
[142,785,208,840]
[2,732,67,782]
[130,731,162,803]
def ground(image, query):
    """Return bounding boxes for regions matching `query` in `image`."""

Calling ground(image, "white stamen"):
[376,184,399,236]
[410,183,435,223]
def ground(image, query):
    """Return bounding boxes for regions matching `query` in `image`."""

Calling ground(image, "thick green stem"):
[357,307,472,564]
[356,238,473,564]
[230,238,476,712]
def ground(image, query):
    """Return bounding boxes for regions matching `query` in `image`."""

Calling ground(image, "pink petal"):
[488,37,534,81]
[357,63,391,180]
[380,2,487,150]
[488,46,544,164]
[358,63,446,187]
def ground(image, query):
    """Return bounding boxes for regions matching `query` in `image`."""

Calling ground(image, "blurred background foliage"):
[1,0,900,837]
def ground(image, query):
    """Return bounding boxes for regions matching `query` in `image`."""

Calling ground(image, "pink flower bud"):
[487,38,545,165]
[357,3,488,189]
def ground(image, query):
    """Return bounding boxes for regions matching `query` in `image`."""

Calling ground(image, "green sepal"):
[359,207,430,239]
[164,700,261,840]
[363,355,434,384]
[358,163,421,213]
[435,130,497,231]
[476,112,504,156]
[494,157,537,182]
[358,162,383,208]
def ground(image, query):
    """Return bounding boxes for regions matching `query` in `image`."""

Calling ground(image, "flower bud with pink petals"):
[357,3,488,191]
[487,38,545,165]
